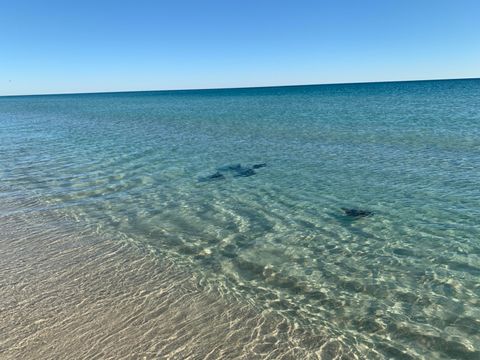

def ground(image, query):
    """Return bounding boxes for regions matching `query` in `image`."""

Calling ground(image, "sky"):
[0,0,479,95]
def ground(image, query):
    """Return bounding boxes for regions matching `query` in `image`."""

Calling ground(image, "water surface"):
[1,79,479,358]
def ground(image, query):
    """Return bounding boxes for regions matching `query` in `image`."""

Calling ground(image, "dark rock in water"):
[217,163,242,172]
[234,168,256,177]
[341,207,374,218]
[252,163,267,169]
[198,171,225,182]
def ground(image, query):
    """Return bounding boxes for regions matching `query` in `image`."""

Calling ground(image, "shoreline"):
[0,200,356,359]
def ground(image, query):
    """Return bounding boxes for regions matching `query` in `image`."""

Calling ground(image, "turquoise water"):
[1,79,480,358]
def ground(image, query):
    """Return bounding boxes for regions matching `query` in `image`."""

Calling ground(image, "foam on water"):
[1,79,480,358]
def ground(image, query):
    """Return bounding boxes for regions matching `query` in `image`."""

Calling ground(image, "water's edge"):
[0,198,365,359]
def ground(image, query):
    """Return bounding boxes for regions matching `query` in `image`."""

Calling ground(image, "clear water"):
[1,79,480,358]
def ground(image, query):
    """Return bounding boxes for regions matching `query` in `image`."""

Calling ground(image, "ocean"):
[1,79,479,359]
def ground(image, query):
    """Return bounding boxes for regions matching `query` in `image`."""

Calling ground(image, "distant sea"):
[1,79,479,359]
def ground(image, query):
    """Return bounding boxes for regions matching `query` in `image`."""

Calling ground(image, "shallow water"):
[1,79,480,358]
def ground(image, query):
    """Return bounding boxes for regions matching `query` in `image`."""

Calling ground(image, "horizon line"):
[1,76,479,98]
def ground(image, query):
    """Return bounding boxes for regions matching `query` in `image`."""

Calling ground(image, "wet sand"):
[0,200,356,360]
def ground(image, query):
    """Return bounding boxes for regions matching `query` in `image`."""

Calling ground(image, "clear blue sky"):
[1,0,479,95]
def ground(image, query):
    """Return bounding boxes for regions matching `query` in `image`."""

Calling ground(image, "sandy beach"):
[0,197,355,359]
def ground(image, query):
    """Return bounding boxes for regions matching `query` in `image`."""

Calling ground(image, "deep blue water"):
[1,79,479,358]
